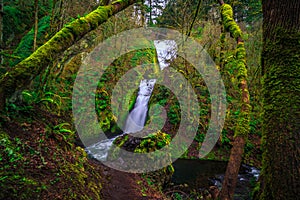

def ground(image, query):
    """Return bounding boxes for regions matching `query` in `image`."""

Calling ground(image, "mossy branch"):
[220,3,242,40]
[218,2,251,200]
[218,3,250,137]
[0,0,139,110]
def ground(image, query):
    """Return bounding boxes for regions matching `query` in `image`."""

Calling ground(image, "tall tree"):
[0,0,3,65]
[33,0,39,51]
[255,0,300,199]
[217,1,251,199]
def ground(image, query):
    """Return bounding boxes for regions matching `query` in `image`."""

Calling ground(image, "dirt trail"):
[98,162,166,200]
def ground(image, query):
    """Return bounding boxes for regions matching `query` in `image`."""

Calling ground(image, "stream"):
[171,159,260,200]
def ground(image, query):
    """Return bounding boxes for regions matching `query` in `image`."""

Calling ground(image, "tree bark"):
[99,0,110,6]
[217,2,251,200]
[49,0,57,34]
[254,0,300,199]
[0,0,139,110]
[0,0,3,65]
[33,0,39,51]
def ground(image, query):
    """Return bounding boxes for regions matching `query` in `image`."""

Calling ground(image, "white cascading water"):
[86,40,177,161]
[85,79,156,161]
[123,79,156,133]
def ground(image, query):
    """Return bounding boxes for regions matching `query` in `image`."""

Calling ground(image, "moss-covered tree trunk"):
[0,0,138,110]
[0,0,3,65]
[255,0,300,199]
[217,1,251,199]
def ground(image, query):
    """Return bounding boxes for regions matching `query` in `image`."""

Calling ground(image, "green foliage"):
[221,129,231,145]
[173,192,183,200]
[2,0,54,56]
[0,114,102,199]
[234,108,250,137]
[167,104,181,125]
[38,92,63,111]
[53,123,75,148]
[94,47,158,133]
[220,4,242,39]
[229,0,262,24]
[0,131,46,199]
[244,140,254,153]
[18,90,63,115]
[3,6,24,43]
[0,3,124,108]
[220,8,251,138]
[194,133,205,143]
[135,131,171,153]
[156,0,202,29]
[114,134,129,150]
[11,16,51,66]
[0,132,24,169]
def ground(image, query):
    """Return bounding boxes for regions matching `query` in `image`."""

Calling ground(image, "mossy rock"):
[109,131,174,188]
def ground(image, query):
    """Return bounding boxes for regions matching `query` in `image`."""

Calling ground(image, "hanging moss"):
[236,42,247,80]
[220,4,242,39]
[234,42,251,137]
[219,8,251,137]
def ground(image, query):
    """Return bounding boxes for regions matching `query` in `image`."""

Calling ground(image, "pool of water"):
[171,159,260,199]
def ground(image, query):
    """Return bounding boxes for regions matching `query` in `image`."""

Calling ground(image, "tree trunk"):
[255,0,300,199]
[99,0,110,6]
[33,0,39,51]
[149,0,152,25]
[0,0,139,110]
[0,0,3,65]
[217,2,251,200]
[58,0,64,30]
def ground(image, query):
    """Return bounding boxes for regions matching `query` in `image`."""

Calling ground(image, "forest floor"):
[0,105,261,199]
[99,161,167,200]
[0,106,167,199]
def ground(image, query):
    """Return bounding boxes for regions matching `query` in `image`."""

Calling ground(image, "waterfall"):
[86,40,177,161]
[123,79,156,133]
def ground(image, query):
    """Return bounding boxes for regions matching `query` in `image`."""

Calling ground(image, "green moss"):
[258,29,300,200]
[133,131,173,189]
[166,164,174,174]
[220,4,242,39]
[0,112,104,199]
[236,42,247,80]
[234,108,250,137]
[219,3,251,140]
[0,130,46,199]
[0,1,135,108]
[95,47,159,134]
[114,134,129,147]
[134,131,171,153]
[11,16,51,66]
[59,155,102,200]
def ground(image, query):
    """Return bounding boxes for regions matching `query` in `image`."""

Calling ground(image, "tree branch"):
[187,0,203,37]
[217,2,250,200]
[0,0,139,110]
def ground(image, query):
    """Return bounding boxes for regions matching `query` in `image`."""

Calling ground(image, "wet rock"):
[109,131,174,188]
